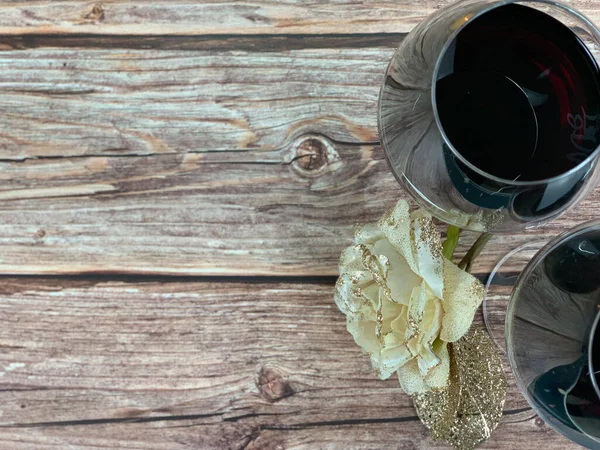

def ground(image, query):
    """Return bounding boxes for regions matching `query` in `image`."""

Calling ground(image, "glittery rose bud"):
[335,200,484,394]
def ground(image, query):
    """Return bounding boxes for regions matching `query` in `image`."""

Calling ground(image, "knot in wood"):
[293,136,329,171]
[84,4,105,22]
[257,367,294,402]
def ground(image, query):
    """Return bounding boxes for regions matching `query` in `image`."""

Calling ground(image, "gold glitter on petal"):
[413,328,506,450]
[356,244,394,301]
[414,215,443,259]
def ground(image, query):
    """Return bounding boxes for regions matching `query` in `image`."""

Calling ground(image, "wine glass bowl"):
[506,220,600,447]
[378,0,600,232]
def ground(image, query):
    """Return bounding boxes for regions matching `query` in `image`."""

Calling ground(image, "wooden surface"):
[0,1,595,449]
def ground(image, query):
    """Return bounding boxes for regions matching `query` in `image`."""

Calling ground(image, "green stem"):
[458,232,492,273]
[442,225,461,261]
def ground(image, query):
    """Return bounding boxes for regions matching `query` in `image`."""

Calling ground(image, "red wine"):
[436,3,600,182]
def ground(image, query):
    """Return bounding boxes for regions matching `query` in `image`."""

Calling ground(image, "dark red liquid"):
[436,3,600,181]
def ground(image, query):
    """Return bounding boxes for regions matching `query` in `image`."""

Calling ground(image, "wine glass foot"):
[482,240,547,353]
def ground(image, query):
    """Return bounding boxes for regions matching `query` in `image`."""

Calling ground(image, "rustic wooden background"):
[0,1,598,448]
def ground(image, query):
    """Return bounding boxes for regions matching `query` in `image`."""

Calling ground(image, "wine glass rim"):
[506,219,600,443]
[588,308,600,403]
[431,0,600,187]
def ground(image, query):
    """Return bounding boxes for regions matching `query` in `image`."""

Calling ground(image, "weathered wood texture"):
[0,1,599,35]
[1,1,599,448]
[0,45,597,276]
[0,279,578,449]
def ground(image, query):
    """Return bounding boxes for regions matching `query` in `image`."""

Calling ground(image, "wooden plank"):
[0,418,576,450]
[0,45,598,275]
[1,1,600,36]
[0,33,405,52]
[0,147,400,276]
[0,278,578,448]
[0,1,465,36]
[0,47,389,159]
[0,45,391,275]
[0,146,597,276]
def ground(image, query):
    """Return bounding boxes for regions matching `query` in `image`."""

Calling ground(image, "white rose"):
[335,200,484,394]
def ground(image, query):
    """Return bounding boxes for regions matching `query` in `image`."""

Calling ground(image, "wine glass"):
[505,220,600,447]
[378,0,600,233]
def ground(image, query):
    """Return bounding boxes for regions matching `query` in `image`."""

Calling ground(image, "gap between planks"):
[0,33,406,52]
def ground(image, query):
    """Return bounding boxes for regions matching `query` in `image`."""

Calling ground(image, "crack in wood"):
[0,148,273,163]
[0,273,513,286]
[262,407,534,431]
[1,88,100,96]
[328,138,381,147]
[0,412,226,428]
[0,407,533,430]
[0,33,407,52]
[0,274,340,284]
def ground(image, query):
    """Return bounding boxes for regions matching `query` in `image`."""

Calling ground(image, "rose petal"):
[356,244,391,298]
[406,335,418,356]
[362,283,380,307]
[406,283,430,339]
[398,358,428,394]
[439,259,485,342]
[348,269,375,288]
[418,349,440,376]
[347,318,379,354]
[339,245,365,273]
[372,239,421,305]
[424,340,450,390]
[412,212,445,299]
[378,200,419,275]
[381,344,412,367]
[376,253,390,280]
[334,273,376,320]
[417,298,443,376]
[355,223,384,245]
[380,294,404,335]
[383,330,403,348]
[390,305,409,334]
[420,297,443,348]
[375,342,412,379]
[334,274,357,314]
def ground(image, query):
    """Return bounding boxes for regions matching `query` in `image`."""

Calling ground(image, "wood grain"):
[0,3,599,448]
[0,278,578,449]
[0,45,598,275]
[0,1,473,36]
[0,1,599,36]
[0,47,388,159]
[0,143,597,277]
